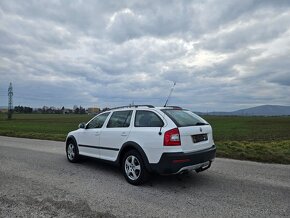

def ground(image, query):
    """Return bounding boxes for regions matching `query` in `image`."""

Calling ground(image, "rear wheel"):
[122,150,149,185]
[66,141,79,163]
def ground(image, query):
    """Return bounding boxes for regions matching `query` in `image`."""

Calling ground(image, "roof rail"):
[165,105,183,109]
[109,105,154,110]
[134,104,154,108]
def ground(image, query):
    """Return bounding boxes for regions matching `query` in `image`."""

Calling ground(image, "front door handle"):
[95,132,100,136]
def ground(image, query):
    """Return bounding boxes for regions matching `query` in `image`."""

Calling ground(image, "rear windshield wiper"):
[194,122,208,126]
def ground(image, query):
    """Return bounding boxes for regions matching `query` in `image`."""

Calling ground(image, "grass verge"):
[216,140,290,164]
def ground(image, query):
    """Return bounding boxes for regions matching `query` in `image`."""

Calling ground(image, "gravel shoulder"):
[0,136,289,217]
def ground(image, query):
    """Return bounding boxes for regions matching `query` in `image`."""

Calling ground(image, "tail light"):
[164,128,181,146]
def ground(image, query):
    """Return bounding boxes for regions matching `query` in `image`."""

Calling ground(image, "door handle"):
[121,132,127,136]
[95,132,100,136]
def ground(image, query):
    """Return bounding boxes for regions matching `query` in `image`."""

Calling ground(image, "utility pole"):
[8,82,13,119]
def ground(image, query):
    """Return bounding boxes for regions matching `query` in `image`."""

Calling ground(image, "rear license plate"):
[192,134,208,143]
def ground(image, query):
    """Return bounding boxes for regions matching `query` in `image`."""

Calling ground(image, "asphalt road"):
[0,136,289,217]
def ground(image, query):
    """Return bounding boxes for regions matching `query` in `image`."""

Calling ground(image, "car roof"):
[107,105,183,112]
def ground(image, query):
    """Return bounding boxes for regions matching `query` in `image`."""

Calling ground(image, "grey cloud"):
[107,1,193,43]
[268,72,290,86]
[203,11,290,52]
[0,0,290,110]
[0,0,122,35]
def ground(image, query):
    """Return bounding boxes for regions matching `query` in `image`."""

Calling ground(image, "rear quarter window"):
[134,110,164,127]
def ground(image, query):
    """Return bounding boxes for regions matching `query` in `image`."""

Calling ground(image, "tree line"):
[13,105,87,114]
[14,106,33,113]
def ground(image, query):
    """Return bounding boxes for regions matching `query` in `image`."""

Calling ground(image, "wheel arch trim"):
[66,135,77,149]
[117,141,152,172]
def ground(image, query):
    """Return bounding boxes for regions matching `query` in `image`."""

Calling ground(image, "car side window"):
[86,112,110,129]
[134,110,164,127]
[107,110,133,128]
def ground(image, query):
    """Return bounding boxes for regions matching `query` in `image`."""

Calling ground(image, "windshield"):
[161,109,208,127]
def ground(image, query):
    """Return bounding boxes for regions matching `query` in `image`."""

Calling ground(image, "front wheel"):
[66,141,79,163]
[122,150,149,185]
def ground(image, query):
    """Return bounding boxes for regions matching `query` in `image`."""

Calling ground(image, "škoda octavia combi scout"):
[66,105,216,185]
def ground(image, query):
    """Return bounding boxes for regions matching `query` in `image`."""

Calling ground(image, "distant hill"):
[196,105,290,116]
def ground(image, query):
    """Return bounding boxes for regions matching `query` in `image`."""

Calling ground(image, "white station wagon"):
[66,105,216,185]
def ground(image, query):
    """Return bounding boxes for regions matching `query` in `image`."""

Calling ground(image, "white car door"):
[77,112,110,158]
[99,110,133,161]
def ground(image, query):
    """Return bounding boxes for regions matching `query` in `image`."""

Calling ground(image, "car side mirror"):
[78,122,86,129]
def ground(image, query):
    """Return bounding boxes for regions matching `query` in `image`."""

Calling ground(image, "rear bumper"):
[149,145,216,174]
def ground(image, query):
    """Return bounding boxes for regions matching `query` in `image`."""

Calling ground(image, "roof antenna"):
[164,81,176,107]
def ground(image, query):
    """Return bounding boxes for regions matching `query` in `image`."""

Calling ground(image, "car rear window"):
[161,109,207,127]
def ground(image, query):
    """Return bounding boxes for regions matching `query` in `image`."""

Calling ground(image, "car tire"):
[66,140,80,163]
[122,150,149,185]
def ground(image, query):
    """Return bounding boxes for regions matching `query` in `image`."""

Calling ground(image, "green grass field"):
[0,113,289,164]
[0,113,93,141]
[204,116,290,164]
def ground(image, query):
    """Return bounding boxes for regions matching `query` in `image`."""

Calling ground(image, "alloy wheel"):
[67,143,75,161]
[124,155,141,180]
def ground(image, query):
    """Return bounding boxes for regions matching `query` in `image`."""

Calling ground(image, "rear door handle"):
[121,132,127,136]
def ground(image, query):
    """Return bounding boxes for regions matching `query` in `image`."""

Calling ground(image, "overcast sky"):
[0,0,289,111]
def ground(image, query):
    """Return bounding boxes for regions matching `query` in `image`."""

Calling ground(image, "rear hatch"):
[178,125,213,152]
[162,109,214,153]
